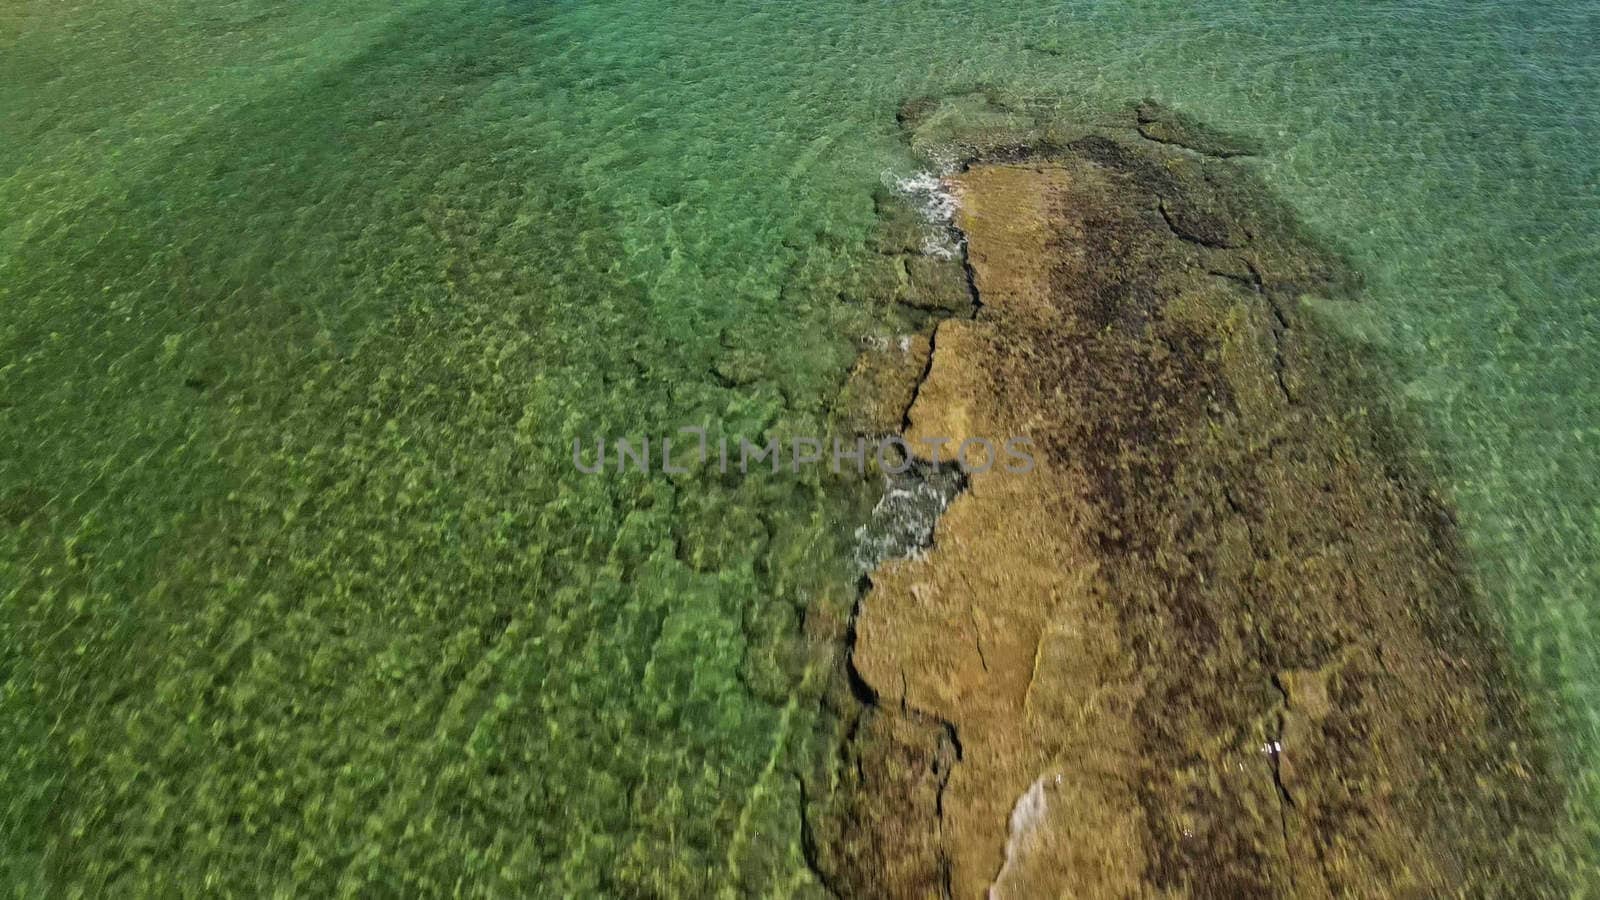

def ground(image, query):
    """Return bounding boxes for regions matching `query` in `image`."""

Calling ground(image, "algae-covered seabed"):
[2,0,1596,894]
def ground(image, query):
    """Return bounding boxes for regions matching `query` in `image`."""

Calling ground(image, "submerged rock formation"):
[807,95,1569,897]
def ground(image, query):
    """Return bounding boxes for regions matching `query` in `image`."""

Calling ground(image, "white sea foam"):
[893,171,959,225]
[851,467,962,575]
[920,234,958,260]
[887,168,964,259]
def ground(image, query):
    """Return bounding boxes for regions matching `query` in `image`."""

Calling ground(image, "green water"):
[3,0,1596,893]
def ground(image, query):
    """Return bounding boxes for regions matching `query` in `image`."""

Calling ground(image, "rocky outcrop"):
[808,95,1569,898]
[1135,98,1261,159]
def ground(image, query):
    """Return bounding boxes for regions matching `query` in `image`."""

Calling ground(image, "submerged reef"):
[803,93,1573,897]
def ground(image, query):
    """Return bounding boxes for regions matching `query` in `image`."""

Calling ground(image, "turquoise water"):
[3,0,1596,892]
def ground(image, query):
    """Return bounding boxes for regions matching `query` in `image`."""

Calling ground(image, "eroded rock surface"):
[1135,97,1261,159]
[808,96,1570,898]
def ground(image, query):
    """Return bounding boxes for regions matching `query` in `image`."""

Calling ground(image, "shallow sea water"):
[3,0,1596,892]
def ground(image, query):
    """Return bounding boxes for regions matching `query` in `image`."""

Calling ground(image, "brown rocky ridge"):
[800,92,1575,898]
